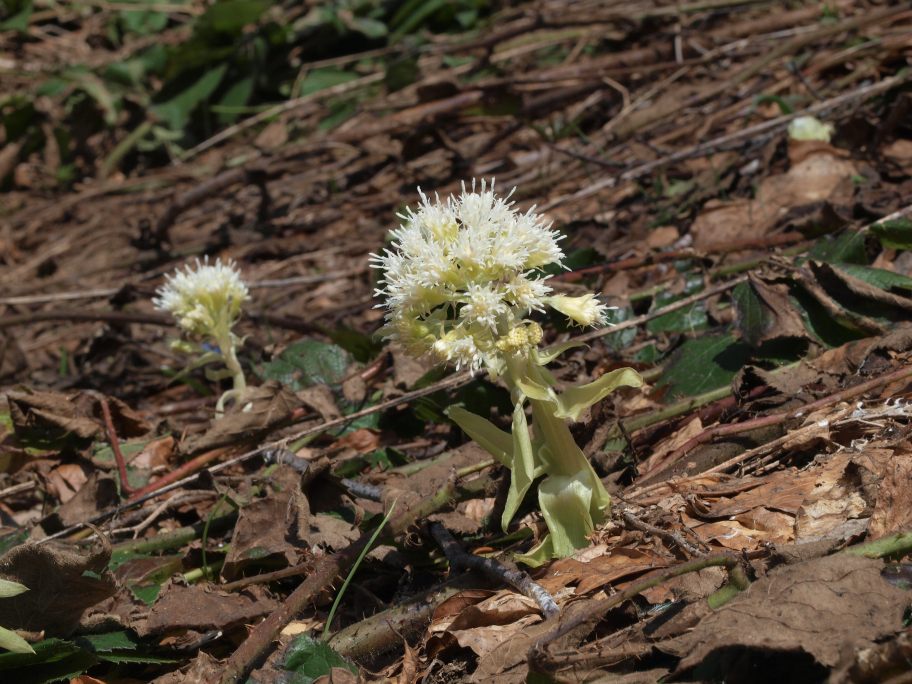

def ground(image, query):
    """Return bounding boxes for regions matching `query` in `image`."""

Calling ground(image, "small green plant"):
[0,579,34,654]
[153,257,250,414]
[372,180,643,564]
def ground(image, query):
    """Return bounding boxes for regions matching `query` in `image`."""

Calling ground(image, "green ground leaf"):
[151,63,228,130]
[0,639,78,669]
[0,0,32,31]
[215,75,254,123]
[808,230,868,264]
[283,634,357,683]
[732,281,767,345]
[659,334,751,398]
[259,339,351,390]
[196,0,269,35]
[870,218,912,250]
[75,631,136,653]
[829,262,912,292]
[298,68,359,97]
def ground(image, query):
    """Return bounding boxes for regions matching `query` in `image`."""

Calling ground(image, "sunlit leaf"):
[537,473,594,558]
[502,402,535,531]
[0,580,28,599]
[446,406,511,467]
[0,627,33,654]
[551,367,644,421]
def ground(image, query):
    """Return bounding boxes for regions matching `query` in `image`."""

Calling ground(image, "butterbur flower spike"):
[154,257,250,413]
[373,180,644,564]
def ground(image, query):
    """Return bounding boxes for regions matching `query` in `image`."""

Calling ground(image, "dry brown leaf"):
[0,537,116,636]
[145,582,277,635]
[181,381,302,454]
[45,463,89,504]
[795,452,868,542]
[130,435,175,470]
[661,554,908,674]
[690,148,856,248]
[638,416,703,476]
[538,546,670,595]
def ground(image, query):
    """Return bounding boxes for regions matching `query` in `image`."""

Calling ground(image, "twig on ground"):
[97,395,135,495]
[428,521,559,618]
[341,478,384,502]
[328,577,473,664]
[0,481,37,500]
[618,505,706,557]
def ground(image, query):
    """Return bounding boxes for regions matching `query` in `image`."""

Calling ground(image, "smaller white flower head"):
[154,257,249,336]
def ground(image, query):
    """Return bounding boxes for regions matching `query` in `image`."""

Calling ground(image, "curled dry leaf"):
[0,537,116,636]
[661,554,908,674]
[180,380,302,454]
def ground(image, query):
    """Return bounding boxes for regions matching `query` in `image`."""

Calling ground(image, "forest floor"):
[2,0,912,682]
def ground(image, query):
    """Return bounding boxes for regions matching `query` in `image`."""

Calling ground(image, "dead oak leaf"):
[0,538,116,636]
[661,554,908,674]
[145,582,277,635]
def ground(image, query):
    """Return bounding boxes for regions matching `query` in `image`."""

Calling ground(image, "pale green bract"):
[153,257,250,413]
[787,115,834,143]
[372,180,643,564]
[0,579,34,654]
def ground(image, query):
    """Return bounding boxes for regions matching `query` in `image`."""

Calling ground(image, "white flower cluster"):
[153,257,250,336]
[372,180,609,371]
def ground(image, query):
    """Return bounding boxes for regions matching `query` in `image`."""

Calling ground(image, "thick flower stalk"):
[153,257,250,413]
[372,180,643,563]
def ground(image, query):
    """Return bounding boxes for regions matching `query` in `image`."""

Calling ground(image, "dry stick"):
[552,232,803,283]
[428,521,560,618]
[125,446,233,504]
[97,396,136,495]
[0,481,36,500]
[626,363,912,500]
[327,579,470,664]
[0,268,367,307]
[543,70,911,211]
[618,506,706,557]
